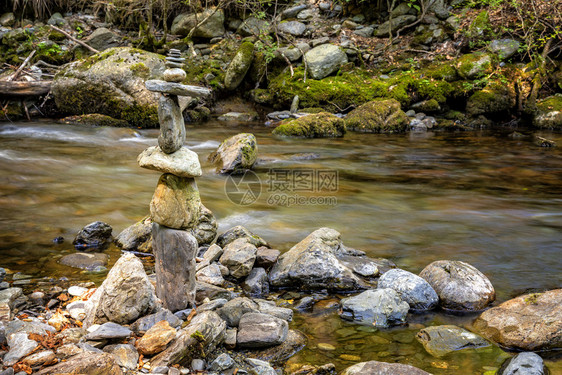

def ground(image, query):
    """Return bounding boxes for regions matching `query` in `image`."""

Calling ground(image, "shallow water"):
[0,120,561,373]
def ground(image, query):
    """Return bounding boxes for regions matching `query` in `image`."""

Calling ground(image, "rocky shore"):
[0,224,559,374]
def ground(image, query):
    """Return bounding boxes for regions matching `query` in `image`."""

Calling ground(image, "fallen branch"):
[49,25,100,54]
[8,50,36,82]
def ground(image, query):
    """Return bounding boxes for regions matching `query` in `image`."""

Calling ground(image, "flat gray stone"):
[145,80,212,97]
[85,322,132,340]
[59,252,108,271]
[103,343,139,370]
[278,21,306,36]
[340,288,409,327]
[138,146,202,177]
[4,332,39,366]
[416,325,490,357]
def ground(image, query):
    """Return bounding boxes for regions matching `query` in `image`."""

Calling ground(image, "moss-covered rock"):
[345,99,409,133]
[224,42,254,91]
[60,113,130,127]
[52,47,165,128]
[468,10,493,39]
[533,95,562,129]
[208,133,258,173]
[272,113,346,138]
[466,82,516,117]
[456,53,494,80]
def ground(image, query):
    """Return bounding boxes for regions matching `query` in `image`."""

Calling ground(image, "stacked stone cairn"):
[138,49,212,312]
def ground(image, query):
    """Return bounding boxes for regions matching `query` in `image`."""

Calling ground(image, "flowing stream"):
[0,120,561,373]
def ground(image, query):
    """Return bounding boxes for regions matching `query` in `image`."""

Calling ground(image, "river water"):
[0,120,561,373]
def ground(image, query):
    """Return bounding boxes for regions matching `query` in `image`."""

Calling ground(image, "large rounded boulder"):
[208,133,258,174]
[378,268,438,311]
[473,289,562,351]
[53,47,165,128]
[272,112,345,138]
[304,44,348,80]
[419,260,495,311]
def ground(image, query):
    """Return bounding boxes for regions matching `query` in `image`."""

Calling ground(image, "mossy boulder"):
[533,95,562,129]
[456,53,494,80]
[345,99,409,133]
[272,113,346,138]
[224,42,254,90]
[52,47,165,128]
[208,133,258,174]
[468,10,493,39]
[466,82,516,117]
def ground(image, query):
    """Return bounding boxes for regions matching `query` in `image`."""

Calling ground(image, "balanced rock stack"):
[138,49,212,312]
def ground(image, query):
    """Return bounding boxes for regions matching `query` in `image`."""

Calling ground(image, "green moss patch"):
[345,99,409,133]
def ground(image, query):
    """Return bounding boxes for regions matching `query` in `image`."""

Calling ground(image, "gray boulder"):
[242,268,269,296]
[340,288,409,327]
[210,353,234,372]
[341,361,430,375]
[419,260,495,311]
[237,17,271,37]
[242,329,306,366]
[85,27,121,51]
[489,39,520,60]
[416,325,490,357]
[219,238,257,278]
[304,44,348,80]
[196,263,225,286]
[83,252,157,327]
[269,228,368,291]
[73,221,113,250]
[378,268,438,310]
[4,332,38,366]
[208,133,258,174]
[114,216,152,251]
[278,21,306,36]
[217,297,259,327]
[53,47,164,128]
[375,15,417,37]
[171,8,225,38]
[237,312,288,348]
[500,352,546,375]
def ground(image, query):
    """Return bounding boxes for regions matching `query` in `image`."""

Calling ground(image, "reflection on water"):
[0,120,561,373]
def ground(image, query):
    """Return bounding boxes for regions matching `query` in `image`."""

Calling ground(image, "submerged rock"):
[378,268,438,311]
[345,99,409,133]
[416,325,490,357]
[473,289,562,351]
[53,47,165,128]
[59,252,108,271]
[341,360,430,375]
[304,44,348,80]
[340,288,409,327]
[420,260,495,311]
[269,228,367,291]
[273,113,346,138]
[83,252,157,327]
[208,133,258,174]
[73,221,113,251]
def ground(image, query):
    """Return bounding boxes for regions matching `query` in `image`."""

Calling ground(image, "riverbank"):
[0,120,561,374]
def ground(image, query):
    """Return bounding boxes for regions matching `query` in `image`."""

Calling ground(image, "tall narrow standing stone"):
[158,95,185,154]
[152,223,198,311]
[140,49,212,311]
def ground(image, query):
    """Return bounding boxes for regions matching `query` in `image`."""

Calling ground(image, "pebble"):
[68,286,88,296]
[318,343,336,350]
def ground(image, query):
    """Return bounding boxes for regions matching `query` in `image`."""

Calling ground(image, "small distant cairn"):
[138,49,212,311]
